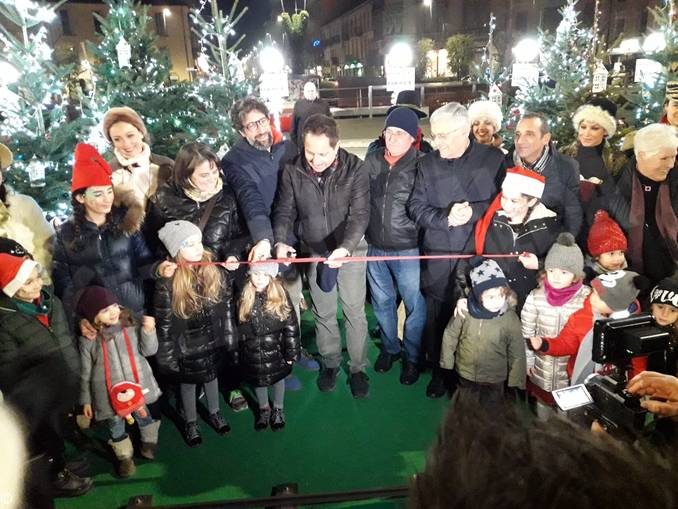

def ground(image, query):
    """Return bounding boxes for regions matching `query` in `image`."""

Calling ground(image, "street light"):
[423,0,432,17]
[162,7,171,17]
[259,45,285,72]
[642,31,666,53]
[512,37,539,63]
[385,42,413,69]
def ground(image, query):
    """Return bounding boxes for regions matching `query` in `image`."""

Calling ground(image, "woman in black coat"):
[52,144,168,333]
[147,142,247,262]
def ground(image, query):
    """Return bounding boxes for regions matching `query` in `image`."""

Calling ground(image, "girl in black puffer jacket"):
[154,220,236,447]
[238,262,299,431]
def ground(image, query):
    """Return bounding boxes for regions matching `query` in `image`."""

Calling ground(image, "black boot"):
[426,369,447,398]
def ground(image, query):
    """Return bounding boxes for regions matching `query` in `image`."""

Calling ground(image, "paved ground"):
[336,116,432,159]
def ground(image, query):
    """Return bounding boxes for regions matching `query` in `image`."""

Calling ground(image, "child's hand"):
[157,260,178,278]
[83,404,93,419]
[222,256,240,271]
[529,336,543,351]
[518,252,539,270]
[80,319,97,340]
[142,315,155,332]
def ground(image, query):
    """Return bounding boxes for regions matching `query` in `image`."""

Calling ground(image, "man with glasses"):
[408,102,506,398]
[364,107,426,385]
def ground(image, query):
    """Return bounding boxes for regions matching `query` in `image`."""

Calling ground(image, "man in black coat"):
[604,123,678,287]
[274,114,371,399]
[292,81,332,150]
[508,112,583,237]
[408,102,505,398]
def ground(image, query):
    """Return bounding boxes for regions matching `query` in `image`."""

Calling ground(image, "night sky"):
[218,0,273,51]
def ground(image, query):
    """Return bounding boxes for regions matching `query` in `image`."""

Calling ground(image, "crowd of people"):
[0,80,677,506]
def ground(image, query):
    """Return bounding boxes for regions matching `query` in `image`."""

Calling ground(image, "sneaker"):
[349,371,370,399]
[117,458,136,478]
[285,374,303,391]
[317,367,339,392]
[228,390,249,412]
[270,408,286,430]
[297,349,320,371]
[207,411,231,435]
[426,372,447,399]
[374,351,400,373]
[183,421,202,447]
[255,407,271,431]
[51,468,93,497]
[400,361,421,385]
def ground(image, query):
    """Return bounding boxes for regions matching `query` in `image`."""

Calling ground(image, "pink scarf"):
[543,278,583,307]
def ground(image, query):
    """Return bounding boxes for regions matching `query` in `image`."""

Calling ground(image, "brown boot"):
[109,437,136,478]
[139,421,160,460]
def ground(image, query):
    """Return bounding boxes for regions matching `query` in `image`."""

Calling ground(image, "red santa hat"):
[0,253,39,297]
[71,143,112,193]
[587,210,628,257]
[501,166,546,199]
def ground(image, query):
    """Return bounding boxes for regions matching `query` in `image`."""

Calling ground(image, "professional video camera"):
[552,314,670,440]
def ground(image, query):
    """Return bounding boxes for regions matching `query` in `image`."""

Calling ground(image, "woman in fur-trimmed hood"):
[52,144,162,331]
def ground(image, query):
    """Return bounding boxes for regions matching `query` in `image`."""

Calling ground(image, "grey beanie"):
[158,220,202,258]
[591,270,650,312]
[544,232,584,277]
[249,261,279,278]
[469,256,507,299]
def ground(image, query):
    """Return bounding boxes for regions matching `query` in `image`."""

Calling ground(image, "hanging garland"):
[280,10,309,36]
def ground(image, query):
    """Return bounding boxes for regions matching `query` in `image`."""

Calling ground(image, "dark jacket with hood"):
[52,205,156,326]
[365,146,420,250]
[292,98,332,148]
[273,148,370,255]
[154,271,237,384]
[221,138,297,244]
[238,290,300,387]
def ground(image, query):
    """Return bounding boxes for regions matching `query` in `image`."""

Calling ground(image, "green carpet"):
[56,305,449,509]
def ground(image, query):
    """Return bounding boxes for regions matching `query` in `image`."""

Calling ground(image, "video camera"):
[553,314,670,440]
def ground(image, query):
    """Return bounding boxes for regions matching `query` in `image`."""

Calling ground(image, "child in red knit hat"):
[584,210,628,284]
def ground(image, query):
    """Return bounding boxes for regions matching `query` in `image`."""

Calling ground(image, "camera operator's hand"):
[627,371,678,417]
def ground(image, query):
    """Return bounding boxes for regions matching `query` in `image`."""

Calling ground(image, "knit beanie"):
[0,143,13,172]
[76,286,118,324]
[384,107,419,140]
[650,276,678,309]
[544,233,584,277]
[0,238,28,258]
[587,210,628,257]
[469,256,507,299]
[591,270,649,312]
[249,261,279,278]
[572,97,617,137]
[102,106,148,142]
[0,253,39,297]
[666,81,678,101]
[158,220,202,258]
[501,166,546,199]
[71,143,112,192]
[467,100,503,132]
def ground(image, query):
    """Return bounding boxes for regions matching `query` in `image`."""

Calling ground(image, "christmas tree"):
[509,0,597,146]
[0,0,89,216]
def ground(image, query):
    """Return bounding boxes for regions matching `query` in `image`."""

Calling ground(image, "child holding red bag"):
[77,286,161,478]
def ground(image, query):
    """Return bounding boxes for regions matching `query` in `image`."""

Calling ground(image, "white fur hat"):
[467,100,503,132]
[572,104,617,137]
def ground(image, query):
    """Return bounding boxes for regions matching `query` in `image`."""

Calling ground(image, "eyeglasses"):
[244,116,269,132]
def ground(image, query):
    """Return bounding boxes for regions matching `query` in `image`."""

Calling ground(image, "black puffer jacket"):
[273,148,369,255]
[52,207,156,325]
[238,291,300,387]
[365,146,420,250]
[147,180,248,260]
[154,273,237,384]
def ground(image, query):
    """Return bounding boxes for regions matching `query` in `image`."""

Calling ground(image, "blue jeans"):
[107,405,154,441]
[366,246,426,363]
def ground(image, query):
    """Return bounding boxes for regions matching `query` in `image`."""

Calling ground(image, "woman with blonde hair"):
[154,220,236,446]
[238,262,299,431]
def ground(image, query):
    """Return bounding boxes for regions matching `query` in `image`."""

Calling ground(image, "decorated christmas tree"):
[0,0,88,216]
[509,0,597,146]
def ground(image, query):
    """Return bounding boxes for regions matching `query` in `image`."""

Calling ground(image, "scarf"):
[628,171,678,273]
[112,142,155,201]
[543,278,583,307]
[513,144,551,174]
[13,289,51,327]
[183,176,223,203]
[384,149,406,168]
